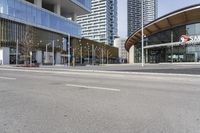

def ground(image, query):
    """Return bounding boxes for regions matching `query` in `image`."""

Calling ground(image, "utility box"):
[0,47,10,65]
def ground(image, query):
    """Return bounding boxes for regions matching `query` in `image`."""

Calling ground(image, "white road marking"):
[66,84,120,92]
[0,76,16,80]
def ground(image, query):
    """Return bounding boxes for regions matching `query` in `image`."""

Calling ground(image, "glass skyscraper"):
[128,0,158,36]
[77,0,118,45]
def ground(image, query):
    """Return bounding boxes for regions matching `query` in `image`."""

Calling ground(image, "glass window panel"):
[0,0,81,37]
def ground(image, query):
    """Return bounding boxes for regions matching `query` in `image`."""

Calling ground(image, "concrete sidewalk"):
[1,63,200,76]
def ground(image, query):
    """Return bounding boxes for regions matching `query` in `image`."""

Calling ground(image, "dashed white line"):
[66,84,120,92]
[0,76,16,80]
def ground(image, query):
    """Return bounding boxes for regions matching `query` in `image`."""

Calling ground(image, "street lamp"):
[73,47,75,67]
[87,44,90,64]
[101,47,104,65]
[107,50,109,64]
[68,34,71,67]
[92,44,94,65]
[52,40,55,65]
[16,39,19,65]
[79,40,83,65]
[141,0,144,67]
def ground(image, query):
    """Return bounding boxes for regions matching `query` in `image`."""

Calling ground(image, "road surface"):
[0,67,200,133]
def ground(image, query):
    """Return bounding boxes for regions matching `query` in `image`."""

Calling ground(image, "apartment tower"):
[77,0,118,45]
[128,0,158,36]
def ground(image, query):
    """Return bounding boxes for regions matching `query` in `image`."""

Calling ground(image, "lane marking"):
[0,76,16,80]
[66,84,120,92]
[1,67,200,78]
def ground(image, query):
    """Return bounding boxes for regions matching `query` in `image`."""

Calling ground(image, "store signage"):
[189,35,200,41]
[180,35,190,43]
[180,35,200,44]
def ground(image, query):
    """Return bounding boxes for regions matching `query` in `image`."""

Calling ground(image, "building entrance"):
[149,49,160,63]
[148,47,168,63]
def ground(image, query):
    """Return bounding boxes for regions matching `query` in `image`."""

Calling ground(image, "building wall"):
[114,38,128,63]
[127,0,158,36]
[77,0,118,45]
[128,45,134,64]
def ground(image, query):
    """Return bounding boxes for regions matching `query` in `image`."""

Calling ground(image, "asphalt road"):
[0,67,200,133]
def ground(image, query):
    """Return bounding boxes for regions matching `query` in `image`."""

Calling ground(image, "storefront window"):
[187,23,200,35]
[134,23,200,63]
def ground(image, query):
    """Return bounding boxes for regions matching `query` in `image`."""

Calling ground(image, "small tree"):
[20,26,36,65]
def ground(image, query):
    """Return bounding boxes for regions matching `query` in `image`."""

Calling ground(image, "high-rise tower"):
[128,0,158,36]
[77,0,118,45]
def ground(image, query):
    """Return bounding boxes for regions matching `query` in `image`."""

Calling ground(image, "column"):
[129,45,135,64]
[54,2,61,15]
[145,49,148,63]
[36,50,42,64]
[34,0,42,8]
[72,13,77,22]
[56,52,61,64]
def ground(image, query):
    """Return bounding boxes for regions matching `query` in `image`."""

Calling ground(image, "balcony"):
[0,0,81,37]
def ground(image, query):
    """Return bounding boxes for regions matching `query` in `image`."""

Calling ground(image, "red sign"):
[180,35,190,43]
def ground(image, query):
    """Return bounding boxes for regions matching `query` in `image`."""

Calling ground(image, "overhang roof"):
[42,0,90,16]
[125,4,200,51]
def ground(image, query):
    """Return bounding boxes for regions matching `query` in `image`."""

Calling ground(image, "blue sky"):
[118,0,200,38]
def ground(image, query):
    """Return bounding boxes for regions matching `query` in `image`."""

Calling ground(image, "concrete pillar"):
[44,52,52,64]
[36,51,42,64]
[195,52,198,62]
[145,49,148,63]
[34,0,42,8]
[72,13,77,22]
[128,45,135,64]
[56,52,61,64]
[54,2,61,15]
[0,47,10,65]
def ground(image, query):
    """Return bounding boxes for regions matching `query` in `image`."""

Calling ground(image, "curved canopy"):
[125,4,200,51]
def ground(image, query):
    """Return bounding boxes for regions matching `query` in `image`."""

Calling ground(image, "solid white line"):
[0,76,16,80]
[66,84,120,92]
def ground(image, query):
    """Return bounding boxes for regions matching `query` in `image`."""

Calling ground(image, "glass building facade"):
[0,0,91,65]
[134,23,200,63]
[0,0,82,37]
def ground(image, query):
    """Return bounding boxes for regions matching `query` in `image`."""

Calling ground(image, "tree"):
[20,26,36,65]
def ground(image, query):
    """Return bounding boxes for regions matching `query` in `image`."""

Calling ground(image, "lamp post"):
[87,45,90,64]
[52,40,55,65]
[80,41,83,65]
[73,48,75,67]
[141,0,144,67]
[68,34,71,67]
[107,50,109,64]
[92,44,94,65]
[16,39,19,65]
[101,47,104,65]
[171,31,174,63]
